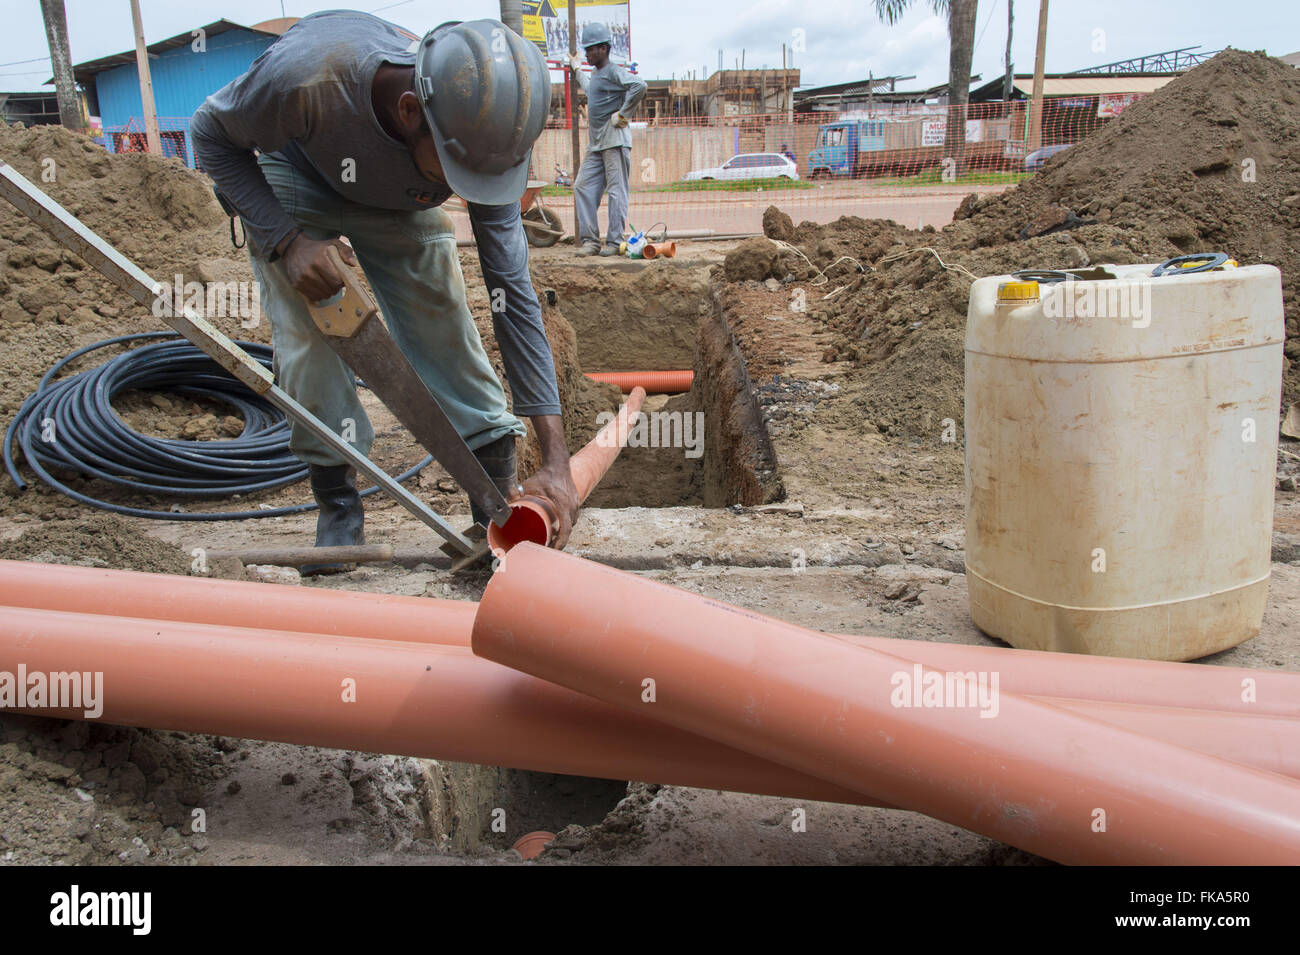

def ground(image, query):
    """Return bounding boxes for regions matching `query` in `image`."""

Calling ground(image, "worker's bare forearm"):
[530,415,570,471]
[521,414,580,549]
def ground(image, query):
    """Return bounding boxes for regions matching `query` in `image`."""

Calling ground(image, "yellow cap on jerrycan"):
[965,260,1284,661]
[996,280,1039,304]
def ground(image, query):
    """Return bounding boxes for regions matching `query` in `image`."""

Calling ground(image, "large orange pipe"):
[1,559,1296,718]
[488,387,647,557]
[471,545,1300,864]
[586,371,694,394]
[0,604,873,805]
[2,560,1299,786]
[0,559,476,646]
[2,561,1298,779]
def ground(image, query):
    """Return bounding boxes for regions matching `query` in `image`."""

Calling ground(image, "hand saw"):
[304,247,513,528]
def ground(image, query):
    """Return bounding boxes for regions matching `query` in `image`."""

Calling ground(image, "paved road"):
[445,182,1014,244]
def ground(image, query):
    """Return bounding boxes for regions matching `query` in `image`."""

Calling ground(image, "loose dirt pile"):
[766,49,1300,436]
[0,513,188,572]
[0,712,230,864]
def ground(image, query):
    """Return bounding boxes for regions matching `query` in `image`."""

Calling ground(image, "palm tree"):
[875,0,979,171]
[39,0,82,130]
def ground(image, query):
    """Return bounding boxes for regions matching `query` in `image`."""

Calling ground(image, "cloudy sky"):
[1,0,1295,94]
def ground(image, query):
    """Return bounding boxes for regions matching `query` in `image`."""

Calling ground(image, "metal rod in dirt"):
[0,161,474,555]
[205,544,396,566]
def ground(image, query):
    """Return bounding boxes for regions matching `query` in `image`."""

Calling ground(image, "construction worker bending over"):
[191,12,579,571]
[569,23,646,256]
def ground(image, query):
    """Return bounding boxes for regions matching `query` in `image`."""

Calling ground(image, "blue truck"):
[806,115,1007,179]
[806,120,888,177]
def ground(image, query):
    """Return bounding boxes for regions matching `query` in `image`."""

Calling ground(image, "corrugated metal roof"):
[69,20,282,82]
[1013,75,1174,96]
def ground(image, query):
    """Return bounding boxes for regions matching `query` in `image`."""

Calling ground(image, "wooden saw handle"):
[304,245,379,338]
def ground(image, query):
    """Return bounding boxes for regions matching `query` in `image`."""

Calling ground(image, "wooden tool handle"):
[304,245,379,337]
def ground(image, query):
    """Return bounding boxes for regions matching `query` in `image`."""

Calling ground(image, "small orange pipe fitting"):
[585,371,694,394]
[640,241,676,259]
[512,831,555,860]
[488,387,646,557]
[471,544,1300,864]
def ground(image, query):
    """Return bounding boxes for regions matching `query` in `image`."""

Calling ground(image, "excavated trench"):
[425,261,786,857]
[534,260,784,510]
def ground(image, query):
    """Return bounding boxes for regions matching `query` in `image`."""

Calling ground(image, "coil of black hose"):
[4,332,430,520]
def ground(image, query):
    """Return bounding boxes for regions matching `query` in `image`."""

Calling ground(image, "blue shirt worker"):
[569,22,646,256]
[190,12,581,571]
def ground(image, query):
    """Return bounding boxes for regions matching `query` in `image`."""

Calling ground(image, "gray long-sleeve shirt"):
[190,10,561,417]
[573,61,646,151]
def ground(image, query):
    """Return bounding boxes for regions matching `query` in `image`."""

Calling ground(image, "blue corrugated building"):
[72,18,295,167]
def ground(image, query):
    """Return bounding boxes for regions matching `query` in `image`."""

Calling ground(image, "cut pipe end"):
[487,497,554,559]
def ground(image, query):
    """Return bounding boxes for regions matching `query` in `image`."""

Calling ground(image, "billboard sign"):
[523,0,632,67]
[1098,92,1144,118]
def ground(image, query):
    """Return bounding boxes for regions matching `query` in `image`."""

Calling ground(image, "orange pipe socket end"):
[641,241,676,259]
[488,387,646,558]
[472,544,1300,865]
[585,371,694,394]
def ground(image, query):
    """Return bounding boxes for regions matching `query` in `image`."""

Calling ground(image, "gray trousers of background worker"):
[573,146,631,248]
[248,155,526,521]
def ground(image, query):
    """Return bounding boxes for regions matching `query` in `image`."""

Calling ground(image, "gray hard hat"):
[414,20,550,205]
[580,22,612,50]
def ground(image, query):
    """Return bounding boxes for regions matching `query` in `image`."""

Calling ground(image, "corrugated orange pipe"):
[0,604,870,805]
[585,371,694,394]
[488,387,646,557]
[471,544,1300,864]
[1,559,1296,717]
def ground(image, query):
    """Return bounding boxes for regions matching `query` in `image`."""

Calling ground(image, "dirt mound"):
[773,49,1300,436]
[723,237,791,281]
[0,122,263,489]
[0,713,230,864]
[0,513,189,573]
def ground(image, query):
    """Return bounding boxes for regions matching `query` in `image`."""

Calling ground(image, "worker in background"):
[569,22,646,256]
[191,13,580,571]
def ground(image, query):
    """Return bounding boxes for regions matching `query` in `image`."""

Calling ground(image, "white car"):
[684,152,800,182]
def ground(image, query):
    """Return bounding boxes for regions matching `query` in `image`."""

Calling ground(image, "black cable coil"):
[4,332,429,520]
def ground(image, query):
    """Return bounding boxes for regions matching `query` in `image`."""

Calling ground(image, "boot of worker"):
[468,435,520,562]
[302,463,365,576]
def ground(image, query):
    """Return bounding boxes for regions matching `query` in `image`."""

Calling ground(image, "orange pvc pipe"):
[0,559,475,646]
[2,560,1299,785]
[2,559,1297,717]
[0,604,870,805]
[471,545,1300,864]
[2,560,1298,778]
[585,371,694,394]
[852,636,1300,719]
[488,387,646,556]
